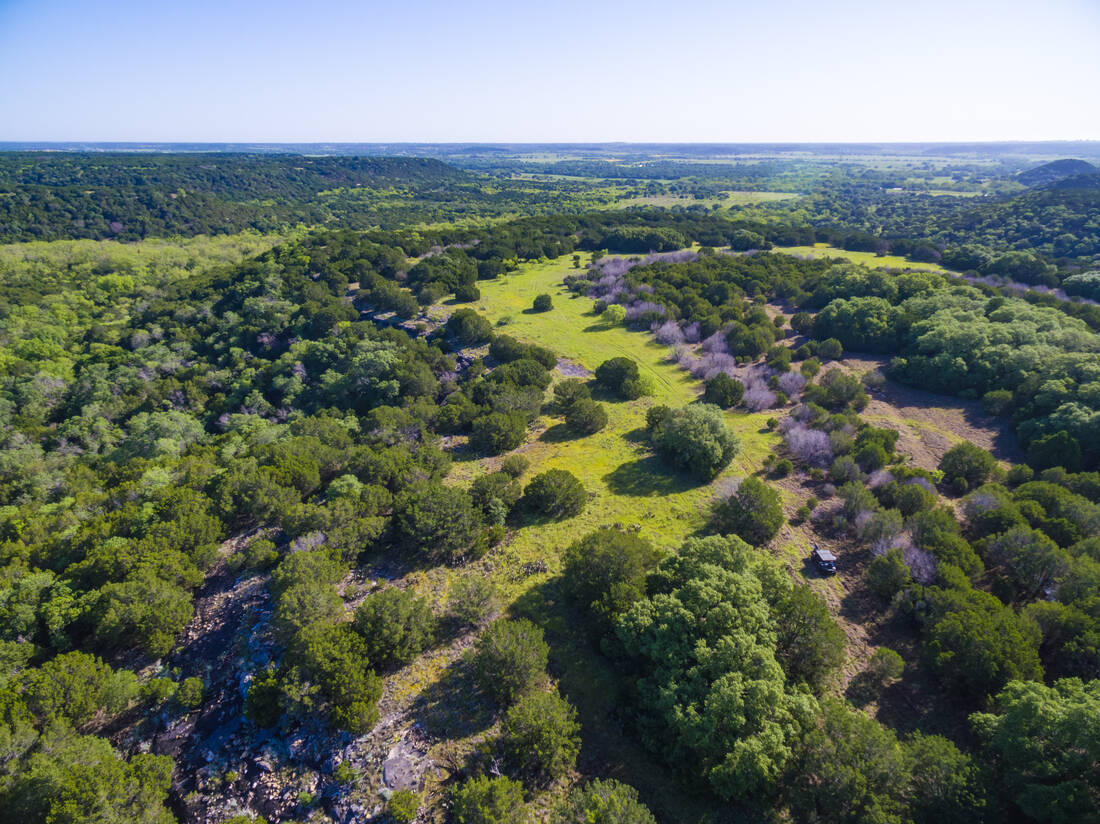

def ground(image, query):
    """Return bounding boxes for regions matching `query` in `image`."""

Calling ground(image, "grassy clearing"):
[455,254,778,573]
[616,190,800,209]
[775,242,951,274]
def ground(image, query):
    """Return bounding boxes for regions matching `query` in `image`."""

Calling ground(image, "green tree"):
[395,483,484,564]
[19,651,136,726]
[450,775,527,824]
[550,779,656,824]
[652,403,741,480]
[972,678,1100,824]
[905,733,987,824]
[447,309,494,345]
[710,476,784,545]
[472,618,548,706]
[564,397,608,434]
[787,698,909,824]
[353,587,437,668]
[774,583,846,689]
[939,442,998,493]
[562,529,664,633]
[867,548,911,600]
[500,690,581,782]
[469,411,527,456]
[532,293,553,312]
[521,469,587,519]
[703,373,744,408]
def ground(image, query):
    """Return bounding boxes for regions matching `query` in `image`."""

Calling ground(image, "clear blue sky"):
[2,0,1098,142]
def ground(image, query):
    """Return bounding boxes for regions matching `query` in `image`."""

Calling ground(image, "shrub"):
[710,477,784,545]
[395,483,485,564]
[551,779,656,824]
[867,548,910,600]
[451,776,527,824]
[472,618,549,706]
[532,293,553,312]
[500,690,581,782]
[175,676,204,709]
[499,454,530,478]
[939,442,998,493]
[603,304,626,324]
[470,471,522,523]
[594,357,639,397]
[565,398,608,434]
[353,588,437,668]
[447,308,494,345]
[867,647,905,685]
[448,575,498,627]
[553,378,591,408]
[453,283,481,303]
[470,411,527,456]
[652,404,741,480]
[645,404,671,433]
[703,373,744,408]
[387,789,420,823]
[521,469,587,519]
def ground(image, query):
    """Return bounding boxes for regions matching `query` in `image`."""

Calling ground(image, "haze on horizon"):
[1,0,1098,144]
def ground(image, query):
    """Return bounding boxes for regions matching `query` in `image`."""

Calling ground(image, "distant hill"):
[1017,158,1096,187]
[1045,171,1100,190]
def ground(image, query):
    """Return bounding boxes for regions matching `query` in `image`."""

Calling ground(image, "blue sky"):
[1,0,1098,142]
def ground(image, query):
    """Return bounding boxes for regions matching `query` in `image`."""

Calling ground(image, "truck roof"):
[814,549,837,562]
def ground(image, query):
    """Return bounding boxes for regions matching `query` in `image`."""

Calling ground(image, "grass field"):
[775,242,951,274]
[616,190,800,209]
[447,254,779,586]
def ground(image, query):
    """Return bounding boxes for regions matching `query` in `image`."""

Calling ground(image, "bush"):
[645,404,671,433]
[499,454,530,478]
[470,471,522,523]
[472,618,549,706]
[710,477,784,545]
[500,690,581,782]
[532,293,553,312]
[703,373,744,408]
[565,398,608,434]
[868,548,910,600]
[939,442,997,493]
[652,404,741,480]
[603,304,626,324]
[395,483,485,564]
[387,789,419,822]
[551,779,657,824]
[175,676,204,709]
[470,411,527,456]
[448,575,498,627]
[521,469,587,519]
[594,357,640,398]
[867,647,905,685]
[353,588,437,668]
[553,378,591,408]
[453,283,481,303]
[447,308,494,345]
[451,776,527,824]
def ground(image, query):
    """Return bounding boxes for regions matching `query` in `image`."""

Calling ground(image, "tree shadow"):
[603,456,699,497]
[410,651,497,743]
[539,423,577,443]
[621,426,649,444]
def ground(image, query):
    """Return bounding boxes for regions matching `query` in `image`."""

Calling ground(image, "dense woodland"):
[0,147,1098,824]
